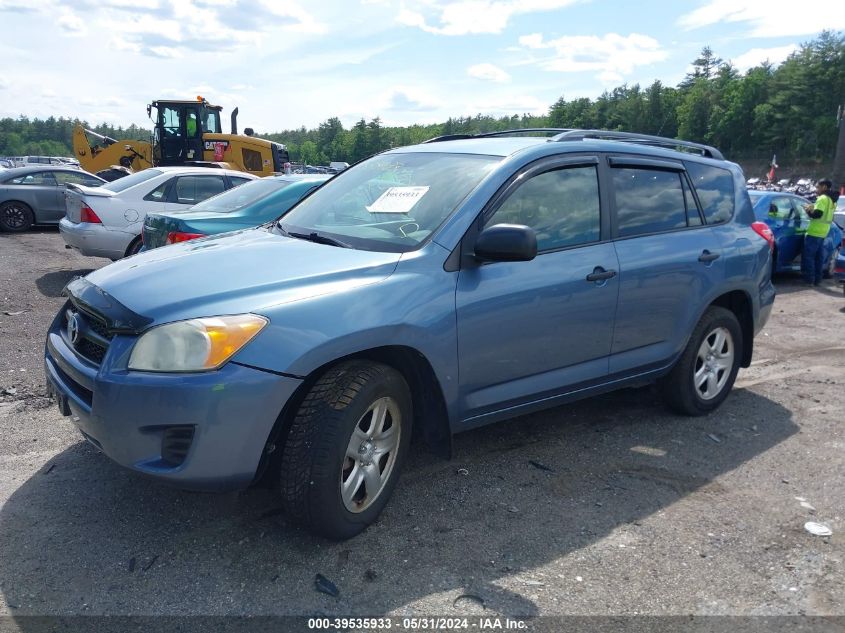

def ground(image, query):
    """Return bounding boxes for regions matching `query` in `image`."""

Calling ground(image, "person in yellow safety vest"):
[186,113,197,137]
[801,178,836,286]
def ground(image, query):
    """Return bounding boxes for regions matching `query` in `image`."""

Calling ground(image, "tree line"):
[1,31,842,167]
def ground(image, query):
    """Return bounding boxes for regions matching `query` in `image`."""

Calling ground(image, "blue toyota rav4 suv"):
[45,130,776,539]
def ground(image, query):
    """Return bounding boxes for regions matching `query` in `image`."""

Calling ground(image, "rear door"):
[608,156,724,374]
[455,156,619,425]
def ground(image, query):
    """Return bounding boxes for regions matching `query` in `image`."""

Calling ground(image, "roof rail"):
[550,129,724,160]
[422,128,574,143]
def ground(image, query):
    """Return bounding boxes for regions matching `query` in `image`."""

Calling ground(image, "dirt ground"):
[0,229,843,626]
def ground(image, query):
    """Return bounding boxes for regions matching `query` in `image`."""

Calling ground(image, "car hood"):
[84,228,402,323]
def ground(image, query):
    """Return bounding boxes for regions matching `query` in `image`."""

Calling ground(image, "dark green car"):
[141,175,329,249]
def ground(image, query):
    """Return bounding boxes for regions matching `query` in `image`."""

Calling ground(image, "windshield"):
[188,178,290,214]
[278,152,500,252]
[102,169,163,193]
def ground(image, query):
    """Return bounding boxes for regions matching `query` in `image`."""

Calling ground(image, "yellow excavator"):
[72,97,290,177]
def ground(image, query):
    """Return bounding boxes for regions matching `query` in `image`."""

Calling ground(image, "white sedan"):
[60,167,256,259]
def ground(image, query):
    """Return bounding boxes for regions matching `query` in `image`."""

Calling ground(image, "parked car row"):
[44,130,776,539]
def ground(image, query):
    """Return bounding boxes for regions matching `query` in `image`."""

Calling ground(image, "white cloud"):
[57,9,86,36]
[0,76,9,90]
[467,63,511,82]
[731,44,798,71]
[380,87,443,112]
[517,32,667,79]
[397,0,580,36]
[148,46,183,58]
[678,0,845,37]
[467,94,547,115]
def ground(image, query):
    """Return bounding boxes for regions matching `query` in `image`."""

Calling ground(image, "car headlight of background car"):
[128,314,268,372]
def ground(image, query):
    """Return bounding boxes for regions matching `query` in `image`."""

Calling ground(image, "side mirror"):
[474,223,537,262]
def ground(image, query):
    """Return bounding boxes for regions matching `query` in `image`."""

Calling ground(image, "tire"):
[125,236,143,257]
[661,306,743,416]
[0,201,34,232]
[279,361,412,539]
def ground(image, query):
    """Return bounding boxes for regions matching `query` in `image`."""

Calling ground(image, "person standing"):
[801,179,836,286]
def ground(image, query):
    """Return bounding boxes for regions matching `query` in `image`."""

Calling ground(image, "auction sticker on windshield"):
[366,186,429,213]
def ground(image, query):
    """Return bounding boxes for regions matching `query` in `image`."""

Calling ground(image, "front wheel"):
[661,306,743,416]
[279,361,412,539]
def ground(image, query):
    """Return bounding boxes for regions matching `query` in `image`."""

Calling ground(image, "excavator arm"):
[72,124,153,174]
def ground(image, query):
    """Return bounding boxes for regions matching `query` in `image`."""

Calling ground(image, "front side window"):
[487,165,600,252]
[174,175,226,204]
[613,168,687,238]
[53,171,90,185]
[8,171,57,186]
[162,107,182,137]
[280,152,501,253]
[686,162,734,224]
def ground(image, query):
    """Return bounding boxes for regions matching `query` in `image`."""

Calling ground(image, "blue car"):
[141,174,329,250]
[749,190,843,276]
[45,130,775,538]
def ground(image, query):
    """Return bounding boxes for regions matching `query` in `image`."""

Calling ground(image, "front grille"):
[161,426,195,466]
[76,338,107,364]
[62,305,114,366]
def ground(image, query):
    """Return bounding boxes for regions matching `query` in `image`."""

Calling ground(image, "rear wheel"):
[279,361,412,539]
[125,236,143,257]
[661,306,742,416]
[0,201,34,232]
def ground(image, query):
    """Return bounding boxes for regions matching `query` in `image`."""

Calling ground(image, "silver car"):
[0,166,105,232]
[60,166,256,259]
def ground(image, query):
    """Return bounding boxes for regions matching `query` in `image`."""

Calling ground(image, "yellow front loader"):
[73,97,289,177]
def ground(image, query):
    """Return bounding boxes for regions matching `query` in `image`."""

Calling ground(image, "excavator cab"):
[149,98,223,166]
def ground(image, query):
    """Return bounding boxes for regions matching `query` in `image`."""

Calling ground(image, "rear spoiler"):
[65,183,117,197]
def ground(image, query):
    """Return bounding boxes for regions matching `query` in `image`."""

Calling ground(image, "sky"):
[0,0,842,132]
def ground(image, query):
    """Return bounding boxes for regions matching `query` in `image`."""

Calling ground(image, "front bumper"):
[45,309,301,491]
[59,218,134,260]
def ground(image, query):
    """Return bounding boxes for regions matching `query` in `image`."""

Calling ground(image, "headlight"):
[128,314,267,372]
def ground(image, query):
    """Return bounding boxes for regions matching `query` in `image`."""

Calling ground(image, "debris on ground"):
[315,573,339,597]
[142,555,158,571]
[529,460,554,472]
[128,557,136,572]
[364,569,378,582]
[799,501,816,512]
[456,468,469,476]
[453,593,484,609]
[707,433,722,444]
[3,311,26,316]
[804,522,832,537]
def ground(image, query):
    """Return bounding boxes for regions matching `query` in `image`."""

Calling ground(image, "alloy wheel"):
[340,396,401,513]
[694,326,734,400]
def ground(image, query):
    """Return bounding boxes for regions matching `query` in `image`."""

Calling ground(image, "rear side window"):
[686,162,734,224]
[229,176,252,187]
[612,168,687,238]
[174,175,226,204]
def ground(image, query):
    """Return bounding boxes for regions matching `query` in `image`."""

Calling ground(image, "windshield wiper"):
[287,230,352,249]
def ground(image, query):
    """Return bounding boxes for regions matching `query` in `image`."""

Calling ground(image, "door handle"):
[698,250,720,263]
[585,267,617,282]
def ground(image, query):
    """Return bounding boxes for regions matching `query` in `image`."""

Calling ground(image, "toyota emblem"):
[67,313,80,345]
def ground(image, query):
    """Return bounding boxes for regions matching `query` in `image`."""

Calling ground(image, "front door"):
[456,158,619,425]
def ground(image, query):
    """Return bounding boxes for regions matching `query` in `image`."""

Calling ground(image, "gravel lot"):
[0,230,843,624]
